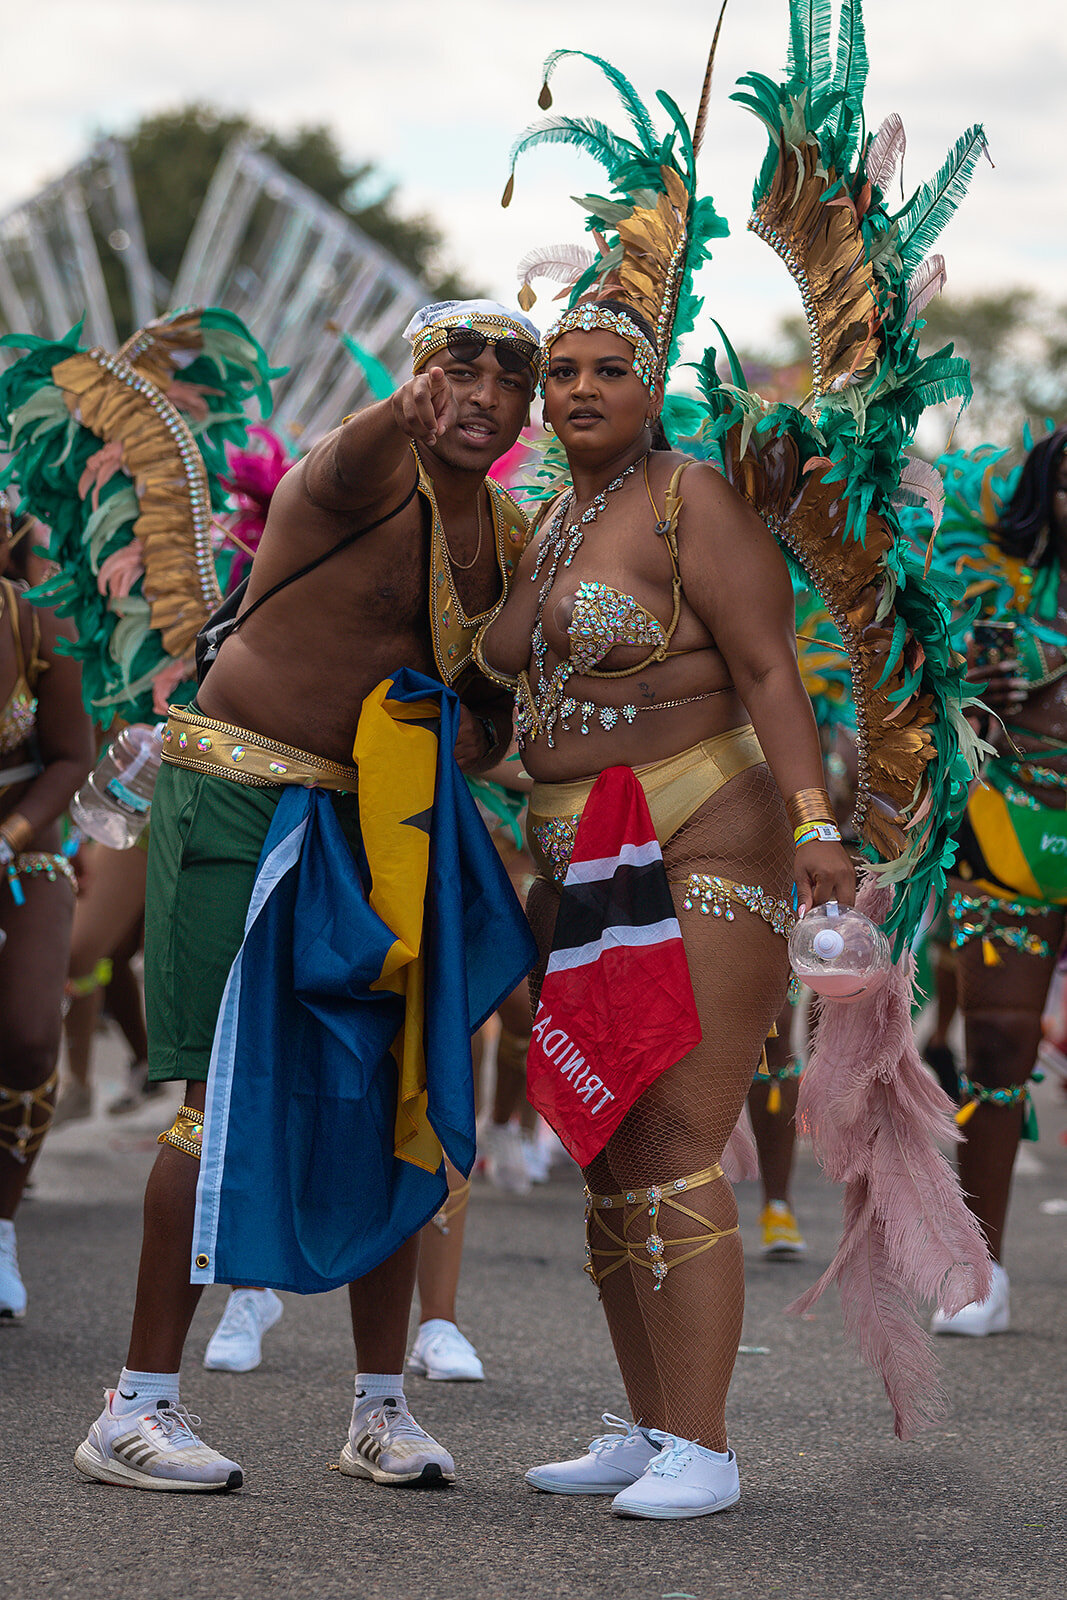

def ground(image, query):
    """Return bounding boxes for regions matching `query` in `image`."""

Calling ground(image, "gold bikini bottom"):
[526,723,765,885]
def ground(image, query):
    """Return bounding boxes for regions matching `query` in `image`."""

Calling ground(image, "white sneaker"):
[611,1431,741,1519]
[50,1081,93,1129]
[74,1391,243,1491]
[339,1395,455,1486]
[0,1220,27,1321]
[203,1288,284,1372]
[525,1414,659,1495]
[522,1132,551,1184]
[931,1261,1010,1337]
[407,1319,484,1381]
[481,1120,532,1194]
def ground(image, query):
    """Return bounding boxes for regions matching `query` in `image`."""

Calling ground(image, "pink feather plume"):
[220,427,293,590]
[722,1107,759,1183]
[788,874,992,1439]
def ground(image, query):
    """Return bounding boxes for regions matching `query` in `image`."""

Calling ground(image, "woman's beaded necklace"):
[526,456,646,745]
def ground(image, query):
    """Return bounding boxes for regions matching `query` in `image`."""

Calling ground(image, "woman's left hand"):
[795,841,856,914]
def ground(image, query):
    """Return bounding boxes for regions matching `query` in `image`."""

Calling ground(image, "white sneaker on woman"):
[203,1288,284,1371]
[525,1414,659,1495]
[407,1319,484,1381]
[0,1220,27,1320]
[930,1262,1010,1337]
[611,1431,741,1519]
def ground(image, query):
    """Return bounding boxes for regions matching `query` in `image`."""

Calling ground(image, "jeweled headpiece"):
[404,300,541,377]
[503,14,731,391]
[541,302,656,390]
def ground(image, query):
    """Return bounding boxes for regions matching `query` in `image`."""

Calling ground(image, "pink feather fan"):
[789,874,992,1440]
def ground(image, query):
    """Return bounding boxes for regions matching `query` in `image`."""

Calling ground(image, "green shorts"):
[145,762,358,1084]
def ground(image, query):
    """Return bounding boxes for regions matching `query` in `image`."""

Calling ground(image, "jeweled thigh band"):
[584,1164,736,1291]
[948,887,1054,964]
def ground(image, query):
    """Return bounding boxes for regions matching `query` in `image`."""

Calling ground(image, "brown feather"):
[692,0,731,160]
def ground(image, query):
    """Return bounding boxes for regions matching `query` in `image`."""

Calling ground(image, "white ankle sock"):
[114,1368,180,1414]
[353,1373,405,1411]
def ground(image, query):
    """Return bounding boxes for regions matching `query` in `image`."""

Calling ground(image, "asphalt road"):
[1,1030,1065,1600]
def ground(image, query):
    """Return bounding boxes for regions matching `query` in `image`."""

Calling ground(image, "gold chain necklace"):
[441,489,486,572]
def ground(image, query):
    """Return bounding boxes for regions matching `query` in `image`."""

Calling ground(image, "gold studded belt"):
[161,704,359,791]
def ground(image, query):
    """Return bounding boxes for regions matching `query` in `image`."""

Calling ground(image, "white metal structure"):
[0,137,426,445]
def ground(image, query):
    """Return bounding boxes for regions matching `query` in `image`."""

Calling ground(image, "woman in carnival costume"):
[927,424,1067,1335]
[0,312,278,1360]
[0,497,92,1318]
[478,0,992,1517]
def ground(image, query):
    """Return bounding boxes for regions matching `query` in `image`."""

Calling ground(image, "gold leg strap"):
[158,1104,204,1160]
[431,1177,472,1235]
[0,1069,58,1163]
[584,1163,736,1291]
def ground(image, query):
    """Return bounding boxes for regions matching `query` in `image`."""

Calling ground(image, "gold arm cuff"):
[158,1104,204,1160]
[0,811,34,852]
[785,787,835,830]
[161,706,359,791]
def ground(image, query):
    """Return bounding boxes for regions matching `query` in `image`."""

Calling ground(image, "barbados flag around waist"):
[192,669,537,1295]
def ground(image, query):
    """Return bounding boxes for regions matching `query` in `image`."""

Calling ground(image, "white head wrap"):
[403,300,541,373]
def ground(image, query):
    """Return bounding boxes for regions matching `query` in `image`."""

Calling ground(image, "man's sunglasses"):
[445,327,538,375]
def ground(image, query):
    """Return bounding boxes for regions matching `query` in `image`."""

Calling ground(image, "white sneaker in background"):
[931,1261,1010,1337]
[50,1080,93,1130]
[203,1287,284,1372]
[74,1391,243,1491]
[0,1219,27,1321]
[407,1319,484,1382]
[611,1432,740,1519]
[339,1395,455,1486]
[481,1120,532,1194]
[525,1414,659,1495]
[522,1131,551,1184]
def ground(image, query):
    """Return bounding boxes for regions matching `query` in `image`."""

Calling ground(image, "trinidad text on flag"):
[527,765,701,1166]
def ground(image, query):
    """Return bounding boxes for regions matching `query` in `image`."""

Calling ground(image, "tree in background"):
[738,290,1067,458]
[95,104,473,327]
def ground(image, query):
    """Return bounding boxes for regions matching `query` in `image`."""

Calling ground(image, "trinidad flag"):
[527,766,701,1166]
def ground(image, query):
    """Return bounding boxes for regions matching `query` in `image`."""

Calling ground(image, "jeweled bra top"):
[477,459,722,746]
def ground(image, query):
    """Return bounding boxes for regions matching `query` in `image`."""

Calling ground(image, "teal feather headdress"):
[0,308,282,723]
[693,0,989,951]
[503,8,731,388]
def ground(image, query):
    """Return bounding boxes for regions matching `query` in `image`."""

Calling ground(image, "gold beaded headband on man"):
[410,313,541,379]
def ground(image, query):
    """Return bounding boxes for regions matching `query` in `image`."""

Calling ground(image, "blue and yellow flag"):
[192,670,536,1294]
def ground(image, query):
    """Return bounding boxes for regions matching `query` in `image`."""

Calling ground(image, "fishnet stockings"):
[528,763,793,1450]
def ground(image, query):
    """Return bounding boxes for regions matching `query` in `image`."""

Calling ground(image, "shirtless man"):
[74,300,539,1495]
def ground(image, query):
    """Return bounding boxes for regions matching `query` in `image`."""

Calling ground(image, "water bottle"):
[788,900,892,1003]
[70,724,163,848]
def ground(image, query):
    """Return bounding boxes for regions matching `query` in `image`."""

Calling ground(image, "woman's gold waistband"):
[529,724,763,829]
[161,705,359,791]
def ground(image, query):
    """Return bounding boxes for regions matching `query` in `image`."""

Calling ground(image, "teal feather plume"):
[893,125,989,273]
[539,49,660,156]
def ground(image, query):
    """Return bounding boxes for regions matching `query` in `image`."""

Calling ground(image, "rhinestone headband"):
[541,304,656,391]
[411,312,541,376]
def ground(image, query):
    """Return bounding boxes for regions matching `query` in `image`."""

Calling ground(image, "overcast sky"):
[6,0,1065,349]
